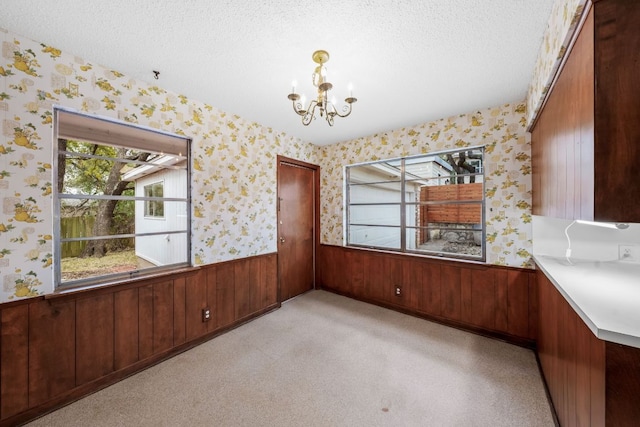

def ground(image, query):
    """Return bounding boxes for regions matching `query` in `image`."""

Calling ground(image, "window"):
[346,146,485,261]
[54,108,191,288]
[144,182,164,218]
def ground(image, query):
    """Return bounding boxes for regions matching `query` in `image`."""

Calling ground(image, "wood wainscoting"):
[317,245,537,347]
[0,253,277,426]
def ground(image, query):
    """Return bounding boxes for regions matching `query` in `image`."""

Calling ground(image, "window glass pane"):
[60,233,189,284]
[56,109,190,288]
[349,181,403,203]
[348,161,404,204]
[349,225,401,249]
[144,182,163,197]
[425,148,483,185]
[60,140,185,196]
[407,226,483,259]
[349,204,401,226]
[136,200,188,230]
[135,233,189,266]
[348,161,402,185]
[410,201,483,227]
[60,199,135,239]
[60,236,146,283]
[345,146,484,261]
[144,181,164,217]
[145,199,164,217]
[404,155,454,184]
[61,142,127,196]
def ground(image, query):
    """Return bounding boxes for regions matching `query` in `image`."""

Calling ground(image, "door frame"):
[276,155,321,302]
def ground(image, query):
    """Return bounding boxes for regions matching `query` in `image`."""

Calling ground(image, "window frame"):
[143,181,165,219]
[345,146,486,262]
[53,107,192,289]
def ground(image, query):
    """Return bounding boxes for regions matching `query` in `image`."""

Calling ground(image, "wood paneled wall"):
[537,269,640,427]
[317,245,537,346]
[0,253,277,426]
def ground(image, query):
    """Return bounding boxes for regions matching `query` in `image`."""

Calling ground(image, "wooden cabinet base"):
[537,269,640,426]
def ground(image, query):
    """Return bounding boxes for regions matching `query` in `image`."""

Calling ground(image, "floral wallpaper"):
[0,27,315,303]
[318,102,534,268]
[526,0,587,127]
[1,0,579,302]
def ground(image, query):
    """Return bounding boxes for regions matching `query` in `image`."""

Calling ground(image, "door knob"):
[280,237,285,243]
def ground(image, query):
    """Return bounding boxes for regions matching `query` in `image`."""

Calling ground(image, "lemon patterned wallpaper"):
[0,0,580,302]
[526,0,587,127]
[317,103,534,268]
[0,28,315,302]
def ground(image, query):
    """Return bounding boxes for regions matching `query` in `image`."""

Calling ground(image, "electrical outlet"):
[619,244,639,262]
[395,286,402,297]
[202,307,211,322]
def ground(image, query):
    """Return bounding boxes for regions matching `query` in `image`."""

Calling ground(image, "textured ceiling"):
[0,0,555,146]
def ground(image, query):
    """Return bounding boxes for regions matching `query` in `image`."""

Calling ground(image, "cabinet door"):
[531,8,594,220]
[536,269,606,427]
[593,0,640,222]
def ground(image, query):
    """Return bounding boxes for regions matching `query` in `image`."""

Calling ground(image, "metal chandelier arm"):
[326,111,335,126]
[301,100,318,126]
[288,93,306,116]
[332,97,358,118]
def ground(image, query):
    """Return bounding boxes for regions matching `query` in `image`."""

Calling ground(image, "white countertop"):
[534,254,640,349]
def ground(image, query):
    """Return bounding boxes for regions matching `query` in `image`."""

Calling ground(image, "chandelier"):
[287,50,357,126]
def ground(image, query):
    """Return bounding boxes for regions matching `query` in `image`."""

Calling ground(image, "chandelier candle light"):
[288,50,357,126]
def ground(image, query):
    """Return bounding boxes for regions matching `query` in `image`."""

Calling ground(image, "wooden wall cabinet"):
[0,253,278,426]
[536,269,640,426]
[531,0,640,222]
[317,245,537,346]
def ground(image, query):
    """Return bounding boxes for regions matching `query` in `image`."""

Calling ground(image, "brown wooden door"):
[277,157,317,302]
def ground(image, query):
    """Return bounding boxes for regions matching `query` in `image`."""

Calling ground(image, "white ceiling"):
[0,0,555,146]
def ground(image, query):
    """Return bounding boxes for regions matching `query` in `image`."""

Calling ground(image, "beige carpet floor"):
[27,290,555,427]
